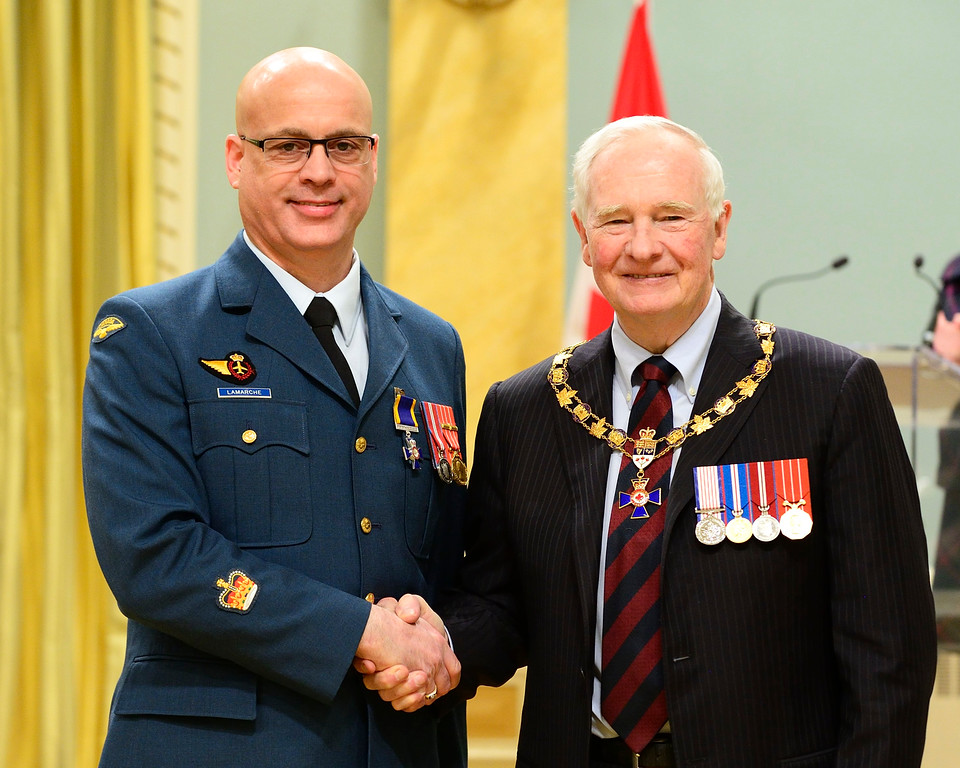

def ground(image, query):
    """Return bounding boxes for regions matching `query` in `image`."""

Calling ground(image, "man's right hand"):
[354,595,460,711]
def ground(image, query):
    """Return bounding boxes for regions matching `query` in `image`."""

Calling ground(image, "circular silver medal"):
[695,513,726,545]
[752,509,780,542]
[726,512,753,544]
[780,507,812,540]
[437,458,454,484]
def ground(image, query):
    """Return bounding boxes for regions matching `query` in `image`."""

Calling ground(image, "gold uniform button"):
[241,429,257,444]
[355,437,367,453]
[360,517,373,534]
[365,593,375,603]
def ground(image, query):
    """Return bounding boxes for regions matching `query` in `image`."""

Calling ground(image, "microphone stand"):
[913,254,941,295]
[749,257,849,318]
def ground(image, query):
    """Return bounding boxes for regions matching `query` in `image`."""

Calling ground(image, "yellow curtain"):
[385,0,568,447]
[0,2,155,766]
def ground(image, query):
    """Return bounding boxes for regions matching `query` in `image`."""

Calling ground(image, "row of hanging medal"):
[693,457,812,545]
[393,388,468,486]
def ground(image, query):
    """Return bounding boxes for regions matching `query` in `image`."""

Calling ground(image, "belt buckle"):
[634,735,672,768]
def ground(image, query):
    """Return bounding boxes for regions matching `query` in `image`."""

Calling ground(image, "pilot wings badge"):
[199,351,257,384]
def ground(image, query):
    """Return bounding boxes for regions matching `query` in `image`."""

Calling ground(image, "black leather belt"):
[590,734,674,768]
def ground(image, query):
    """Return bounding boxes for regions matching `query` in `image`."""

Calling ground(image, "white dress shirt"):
[591,288,722,737]
[244,230,369,399]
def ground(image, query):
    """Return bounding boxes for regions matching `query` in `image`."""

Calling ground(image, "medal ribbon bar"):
[775,457,812,539]
[393,388,419,432]
[420,401,449,469]
[694,465,721,515]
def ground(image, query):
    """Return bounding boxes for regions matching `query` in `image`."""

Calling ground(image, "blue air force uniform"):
[82,234,468,767]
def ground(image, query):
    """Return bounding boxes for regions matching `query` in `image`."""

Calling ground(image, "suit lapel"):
[552,332,616,643]
[547,302,774,650]
[664,299,772,545]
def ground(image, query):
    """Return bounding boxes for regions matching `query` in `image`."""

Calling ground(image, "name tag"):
[217,387,272,399]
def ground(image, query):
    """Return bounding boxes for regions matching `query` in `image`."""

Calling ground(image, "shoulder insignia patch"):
[215,570,259,613]
[92,316,126,343]
[199,351,257,384]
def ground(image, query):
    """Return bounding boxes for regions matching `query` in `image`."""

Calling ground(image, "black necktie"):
[304,296,360,406]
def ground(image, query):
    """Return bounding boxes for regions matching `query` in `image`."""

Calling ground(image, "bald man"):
[83,48,468,767]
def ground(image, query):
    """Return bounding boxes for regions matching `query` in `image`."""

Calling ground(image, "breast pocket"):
[190,399,312,547]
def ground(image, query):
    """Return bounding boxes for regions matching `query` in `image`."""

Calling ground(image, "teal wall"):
[644,0,960,348]
[196,0,390,275]
[197,0,960,349]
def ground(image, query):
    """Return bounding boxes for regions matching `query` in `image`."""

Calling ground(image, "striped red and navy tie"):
[601,355,676,752]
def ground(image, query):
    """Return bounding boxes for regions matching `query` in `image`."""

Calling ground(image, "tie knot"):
[304,296,338,330]
[633,356,676,387]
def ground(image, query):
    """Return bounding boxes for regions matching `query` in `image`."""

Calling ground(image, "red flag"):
[609,0,668,122]
[564,0,668,343]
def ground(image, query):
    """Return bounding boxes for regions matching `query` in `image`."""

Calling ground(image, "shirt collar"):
[244,230,363,344]
[611,287,722,404]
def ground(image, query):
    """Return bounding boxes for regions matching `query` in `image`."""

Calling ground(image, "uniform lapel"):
[357,269,408,418]
[215,235,373,409]
[664,298,772,545]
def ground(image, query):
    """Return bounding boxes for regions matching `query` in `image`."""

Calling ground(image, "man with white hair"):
[368,116,937,768]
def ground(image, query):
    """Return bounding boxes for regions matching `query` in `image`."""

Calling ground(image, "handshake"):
[354,594,460,712]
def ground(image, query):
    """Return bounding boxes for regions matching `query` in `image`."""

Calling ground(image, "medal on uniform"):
[722,463,753,543]
[437,459,454,483]
[421,401,467,486]
[421,401,453,483]
[619,473,662,519]
[393,388,422,469]
[749,460,780,542]
[440,416,467,486]
[776,458,812,539]
[694,465,726,546]
[451,455,468,486]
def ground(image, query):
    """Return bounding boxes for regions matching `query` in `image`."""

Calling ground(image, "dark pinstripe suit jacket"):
[445,297,936,768]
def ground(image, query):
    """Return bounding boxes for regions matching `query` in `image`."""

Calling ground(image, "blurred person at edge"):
[930,255,960,645]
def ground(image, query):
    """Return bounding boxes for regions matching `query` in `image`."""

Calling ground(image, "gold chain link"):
[547,321,776,463]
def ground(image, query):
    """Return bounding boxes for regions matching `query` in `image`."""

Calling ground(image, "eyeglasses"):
[240,135,375,168]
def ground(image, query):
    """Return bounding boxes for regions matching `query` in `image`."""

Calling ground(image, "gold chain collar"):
[547,321,776,464]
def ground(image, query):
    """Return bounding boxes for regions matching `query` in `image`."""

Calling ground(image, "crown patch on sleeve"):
[215,570,259,613]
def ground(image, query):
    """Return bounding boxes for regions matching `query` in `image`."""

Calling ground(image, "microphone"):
[749,256,849,318]
[913,254,941,295]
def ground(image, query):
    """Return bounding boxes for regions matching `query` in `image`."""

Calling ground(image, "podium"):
[866,344,960,650]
